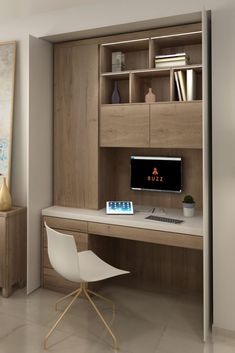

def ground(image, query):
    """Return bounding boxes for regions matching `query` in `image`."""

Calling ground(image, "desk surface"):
[42,205,203,237]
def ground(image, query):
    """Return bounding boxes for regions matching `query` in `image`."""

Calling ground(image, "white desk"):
[42,205,203,250]
[41,205,203,294]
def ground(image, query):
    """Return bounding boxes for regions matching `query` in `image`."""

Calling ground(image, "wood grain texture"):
[101,147,203,210]
[150,102,202,148]
[56,23,202,50]
[102,38,149,51]
[159,43,202,65]
[0,207,27,297]
[92,236,203,293]
[100,76,112,104]
[130,73,141,103]
[44,216,87,233]
[100,45,110,73]
[100,104,149,147]
[98,148,117,208]
[88,222,203,250]
[99,24,202,103]
[54,43,99,209]
[124,50,149,70]
[41,216,202,294]
[0,218,6,290]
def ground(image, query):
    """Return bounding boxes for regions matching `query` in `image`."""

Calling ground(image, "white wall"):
[0,0,235,331]
[27,36,53,293]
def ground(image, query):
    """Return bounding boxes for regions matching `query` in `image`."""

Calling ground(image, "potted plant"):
[182,195,195,217]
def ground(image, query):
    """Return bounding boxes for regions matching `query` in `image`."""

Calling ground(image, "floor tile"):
[0,322,71,353]
[0,284,235,353]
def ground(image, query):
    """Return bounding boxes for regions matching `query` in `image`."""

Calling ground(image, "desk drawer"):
[43,216,87,233]
[88,222,203,250]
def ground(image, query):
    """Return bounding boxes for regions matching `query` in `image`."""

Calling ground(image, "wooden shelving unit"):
[46,13,211,341]
[100,30,202,105]
[98,22,204,218]
[101,64,202,103]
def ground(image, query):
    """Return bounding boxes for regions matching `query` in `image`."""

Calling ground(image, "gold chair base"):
[44,283,118,350]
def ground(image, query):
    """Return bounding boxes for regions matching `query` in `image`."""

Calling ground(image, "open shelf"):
[172,65,202,101]
[100,65,202,104]
[130,70,170,103]
[99,25,203,155]
[151,31,202,67]
[100,74,130,104]
[101,38,150,73]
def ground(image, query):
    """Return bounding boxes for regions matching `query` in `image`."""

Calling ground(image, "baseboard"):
[212,325,235,339]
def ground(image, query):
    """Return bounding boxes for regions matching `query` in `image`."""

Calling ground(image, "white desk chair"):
[44,224,129,349]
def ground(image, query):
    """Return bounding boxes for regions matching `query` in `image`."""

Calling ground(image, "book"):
[155,53,189,60]
[177,71,187,101]
[155,59,188,69]
[174,71,182,101]
[155,53,189,69]
[155,56,189,63]
[186,69,196,101]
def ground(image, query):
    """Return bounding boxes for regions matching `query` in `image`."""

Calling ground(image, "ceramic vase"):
[182,202,195,217]
[112,81,121,104]
[0,177,12,211]
[145,88,156,103]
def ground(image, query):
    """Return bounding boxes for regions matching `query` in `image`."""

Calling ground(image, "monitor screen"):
[130,156,182,193]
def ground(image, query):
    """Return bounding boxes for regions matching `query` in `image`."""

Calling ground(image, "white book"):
[174,71,182,101]
[155,53,189,60]
[155,56,188,63]
[155,60,187,69]
[177,71,187,101]
[186,69,196,101]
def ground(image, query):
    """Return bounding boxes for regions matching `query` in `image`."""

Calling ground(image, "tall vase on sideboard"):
[0,177,12,211]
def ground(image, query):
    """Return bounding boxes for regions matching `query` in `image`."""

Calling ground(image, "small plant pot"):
[182,202,195,217]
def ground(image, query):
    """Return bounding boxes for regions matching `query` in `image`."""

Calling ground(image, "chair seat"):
[78,250,129,282]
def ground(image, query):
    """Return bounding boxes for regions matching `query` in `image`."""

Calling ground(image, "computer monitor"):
[130,156,182,193]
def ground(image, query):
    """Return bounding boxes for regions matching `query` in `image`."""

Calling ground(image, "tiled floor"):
[0,284,235,353]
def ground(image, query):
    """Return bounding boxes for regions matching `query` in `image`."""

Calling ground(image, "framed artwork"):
[0,41,16,188]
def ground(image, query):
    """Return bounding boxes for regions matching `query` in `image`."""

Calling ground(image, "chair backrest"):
[45,224,81,283]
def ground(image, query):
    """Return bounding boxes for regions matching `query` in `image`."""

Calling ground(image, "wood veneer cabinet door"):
[0,208,27,297]
[100,104,149,147]
[150,102,202,148]
[54,44,99,208]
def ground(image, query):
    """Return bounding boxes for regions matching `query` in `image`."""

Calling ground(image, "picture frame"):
[0,41,16,188]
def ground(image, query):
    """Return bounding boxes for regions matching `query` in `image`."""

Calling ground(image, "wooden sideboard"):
[0,207,27,297]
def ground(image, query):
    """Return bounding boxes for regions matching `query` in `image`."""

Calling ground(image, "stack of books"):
[155,53,189,69]
[174,69,196,101]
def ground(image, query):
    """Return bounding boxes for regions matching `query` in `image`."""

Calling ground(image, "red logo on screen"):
[147,167,164,182]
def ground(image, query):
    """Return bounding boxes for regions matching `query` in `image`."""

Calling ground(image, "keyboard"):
[145,215,184,224]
